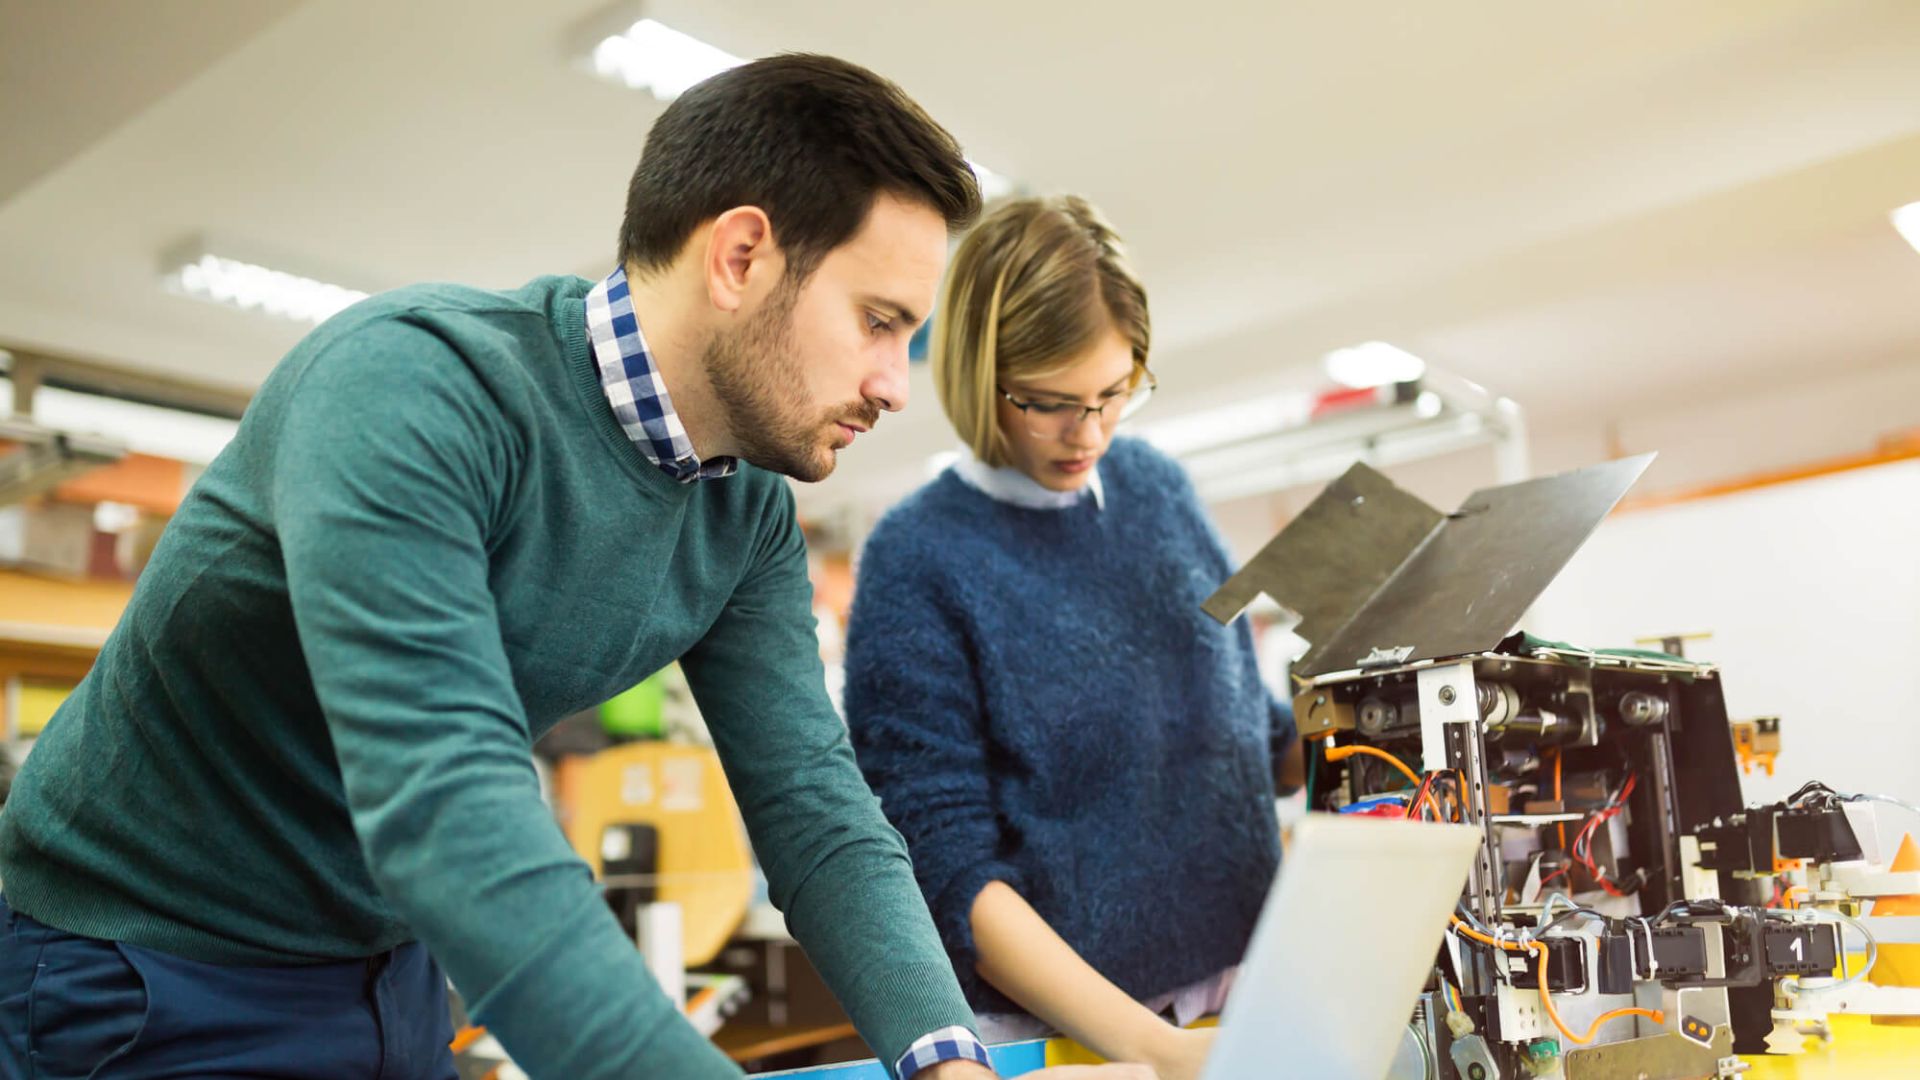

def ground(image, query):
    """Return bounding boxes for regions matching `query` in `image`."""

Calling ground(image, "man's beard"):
[705,284,879,483]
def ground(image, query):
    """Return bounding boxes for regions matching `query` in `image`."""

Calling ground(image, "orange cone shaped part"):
[1870,833,1920,1027]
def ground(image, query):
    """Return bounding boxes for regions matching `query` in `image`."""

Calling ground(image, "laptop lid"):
[1203,814,1480,1080]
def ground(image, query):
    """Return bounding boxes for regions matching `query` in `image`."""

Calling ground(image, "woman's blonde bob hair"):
[931,195,1150,467]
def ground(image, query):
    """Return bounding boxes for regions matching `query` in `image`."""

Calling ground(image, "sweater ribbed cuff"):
[833,959,982,1078]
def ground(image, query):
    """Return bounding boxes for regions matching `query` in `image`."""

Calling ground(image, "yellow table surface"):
[1740,1015,1920,1079]
[1043,1015,1920,1076]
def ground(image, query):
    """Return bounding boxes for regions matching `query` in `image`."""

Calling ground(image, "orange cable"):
[1449,917,1664,1046]
[1553,749,1567,852]
[1325,744,1448,821]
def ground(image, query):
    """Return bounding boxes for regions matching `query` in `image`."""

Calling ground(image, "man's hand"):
[918,1062,1154,1079]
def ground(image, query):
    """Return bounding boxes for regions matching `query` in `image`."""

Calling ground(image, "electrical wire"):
[1406,771,1439,821]
[1787,782,1920,821]
[1441,770,1466,823]
[1536,894,1607,936]
[1326,743,1422,787]
[1552,748,1567,852]
[1539,907,1607,936]
[1653,898,1728,925]
[1325,744,1448,821]
[1454,901,1491,935]
[1830,909,1878,989]
[1449,916,1665,1046]
[1787,781,1845,809]
[1850,793,1920,821]
[1540,772,1642,897]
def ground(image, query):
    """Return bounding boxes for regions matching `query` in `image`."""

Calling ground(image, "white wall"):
[1527,457,1920,827]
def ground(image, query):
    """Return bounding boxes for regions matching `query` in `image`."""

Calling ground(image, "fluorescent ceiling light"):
[165,251,368,325]
[591,18,741,100]
[585,18,1019,198]
[1,376,238,467]
[1894,201,1920,255]
[1137,392,1316,458]
[970,161,1017,202]
[1322,341,1426,389]
[1189,412,1489,504]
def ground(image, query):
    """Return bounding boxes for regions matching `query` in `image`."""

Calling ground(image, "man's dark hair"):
[619,54,982,282]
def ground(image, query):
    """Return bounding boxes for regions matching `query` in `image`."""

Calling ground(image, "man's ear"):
[704,206,781,314]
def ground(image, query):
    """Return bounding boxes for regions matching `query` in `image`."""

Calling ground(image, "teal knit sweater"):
[0,276,972,1078]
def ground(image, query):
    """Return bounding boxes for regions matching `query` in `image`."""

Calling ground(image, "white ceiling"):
[3,0,1918,517]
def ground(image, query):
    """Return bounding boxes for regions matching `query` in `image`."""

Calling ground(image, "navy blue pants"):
[0,896,456,1079]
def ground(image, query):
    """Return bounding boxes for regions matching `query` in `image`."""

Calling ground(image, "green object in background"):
[600,670,668,739]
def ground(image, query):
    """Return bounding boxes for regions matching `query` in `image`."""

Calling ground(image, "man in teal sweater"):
[0,55,1143,1080]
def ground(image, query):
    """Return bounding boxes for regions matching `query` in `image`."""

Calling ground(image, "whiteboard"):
[1528,457,1920,843]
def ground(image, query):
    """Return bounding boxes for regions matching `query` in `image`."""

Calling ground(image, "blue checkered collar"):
[584,266,737,483]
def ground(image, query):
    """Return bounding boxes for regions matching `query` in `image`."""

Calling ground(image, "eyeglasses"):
[998,368,1157,440]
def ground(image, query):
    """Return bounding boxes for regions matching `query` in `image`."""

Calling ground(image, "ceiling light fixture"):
[1894,201,1920,256]
[590,17,740,101]
[3,377,238,467]
[1322,341,1427,389]
[583,16,1019,199]
[163,248,368,326]
[1138,392,1316,458]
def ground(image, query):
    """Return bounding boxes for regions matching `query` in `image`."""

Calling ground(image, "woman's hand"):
[1140,1024,1218,1080]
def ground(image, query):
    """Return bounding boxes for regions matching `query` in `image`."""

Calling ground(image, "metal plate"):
[1298,454,1653,677]
[1562,1025,1733,1080]
[1201,462,1442,670]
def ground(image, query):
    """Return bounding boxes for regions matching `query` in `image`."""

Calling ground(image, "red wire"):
[1406,772,1439,820]
[1541,773,1638,897]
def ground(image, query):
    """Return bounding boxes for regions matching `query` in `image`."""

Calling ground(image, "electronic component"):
[1695,799,1864,877]
[1507,936,1587,992]
[1212,459,1906,1078]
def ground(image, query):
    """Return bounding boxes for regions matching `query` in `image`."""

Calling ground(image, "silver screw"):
[1438,686,1457,705]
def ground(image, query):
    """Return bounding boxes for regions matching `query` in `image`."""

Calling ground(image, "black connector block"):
[1632,926,1710,981]
[1763,921,1840,977]
[1509,935,1588,992]
[1776,811,1864,864]
[1597,933,1636,995]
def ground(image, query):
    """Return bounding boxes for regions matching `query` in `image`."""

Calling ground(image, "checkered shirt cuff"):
[895,1025,993,1079]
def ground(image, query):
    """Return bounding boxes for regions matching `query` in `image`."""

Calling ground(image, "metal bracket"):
[1359,645,1416,669]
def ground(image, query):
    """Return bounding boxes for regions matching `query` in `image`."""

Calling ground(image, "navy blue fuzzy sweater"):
[844,437,1294,1015]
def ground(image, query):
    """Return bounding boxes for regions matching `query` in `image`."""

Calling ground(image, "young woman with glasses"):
[843,195,1305,1080]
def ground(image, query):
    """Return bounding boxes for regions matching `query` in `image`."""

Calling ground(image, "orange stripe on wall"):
[1618,430,1920,514]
